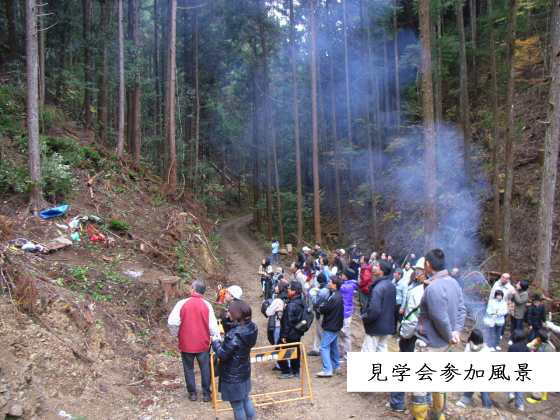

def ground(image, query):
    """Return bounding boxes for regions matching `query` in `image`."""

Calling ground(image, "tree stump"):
[159,275,180,304]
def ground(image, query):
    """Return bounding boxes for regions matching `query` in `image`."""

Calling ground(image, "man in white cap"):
[298,246,311,268]
[226,285,243,302]
[220,285,243,333]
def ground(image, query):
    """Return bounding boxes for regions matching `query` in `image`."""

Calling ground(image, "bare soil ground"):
[139,215,560,420]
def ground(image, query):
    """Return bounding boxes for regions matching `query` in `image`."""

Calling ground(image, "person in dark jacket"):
[361,260,396,352]
[507,329,528,412]
[278,280,306,379]
[316,275,344,377]
[212,300,258,420]
[525,294,547,341]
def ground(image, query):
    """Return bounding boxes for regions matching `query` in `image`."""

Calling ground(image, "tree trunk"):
[82,0,93,128]
[38,9,45,108]
[129,0,142,165]
[434,8,443,124]
[153,0,160,137]
[327,0,343,241]
[342,0,352,146]
[116,0,125,158]
[488,0,501,245]
[289,0,304,246]
[535,0,560,292]
[251,72,261,231]
[164,0,177,191]
[56,0,70,99]
[383,31,392,134]
[419,0,437,250]
[266,135,273,241]
[310,0,322,245]
[469,0,477,93]
[500,0,519,271]
[362,0,378,243]
[26,0,43,214]
[271,109,285,247]
[393,0,401,132]
[5,0,17,57]
[97,0,110,144]
[193,8,201,191]
[456,0,472,179]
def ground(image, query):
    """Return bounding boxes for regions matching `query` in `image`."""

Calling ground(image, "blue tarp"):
[39,204,70,219]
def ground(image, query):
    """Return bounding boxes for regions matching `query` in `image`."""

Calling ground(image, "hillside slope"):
[0,105,225,418]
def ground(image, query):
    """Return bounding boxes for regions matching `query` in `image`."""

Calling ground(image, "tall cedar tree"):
[327,0,343,240]
[26,0,43,214]
[289,0,304,245]
[117,0,126,158]
[500,0,518,271]
[393,0,401,132]
[129,0,142,165]
[5,0,17,57]
[82,0,93,128]
[164,0,178,191]
[419,0,437,249]
[310,0,322,244]
[456,0,472,179]
[97,0,110,144]
[488,0,501,244]
[361,0,378,243]
[535,1,560,291]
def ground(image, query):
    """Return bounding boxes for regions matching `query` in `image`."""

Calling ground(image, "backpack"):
[267,314,278,345]
[295,300,314,333]
[261,298,272,317]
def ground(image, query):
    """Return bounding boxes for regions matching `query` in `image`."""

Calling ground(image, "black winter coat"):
[361,275,396,336]
[525,304,546,328]
[212,321,258,384]
[280,296,305,342]
[319,290,344,332]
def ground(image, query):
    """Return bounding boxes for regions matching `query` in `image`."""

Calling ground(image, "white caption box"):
[347,352,560,392]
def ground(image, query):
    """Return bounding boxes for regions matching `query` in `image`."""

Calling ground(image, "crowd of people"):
[259,243,559,418]
[164,241,559,420]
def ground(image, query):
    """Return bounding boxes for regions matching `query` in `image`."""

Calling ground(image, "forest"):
[5,0,556,286]
[0,0,559,418]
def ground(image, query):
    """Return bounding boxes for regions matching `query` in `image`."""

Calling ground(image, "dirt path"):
[145,215,558,420]
[213,215,396,420]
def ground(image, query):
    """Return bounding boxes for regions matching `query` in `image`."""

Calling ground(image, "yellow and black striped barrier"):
[210,342,314,418]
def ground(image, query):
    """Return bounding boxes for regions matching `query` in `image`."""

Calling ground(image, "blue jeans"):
[271,253,279,264]
[511,392,524,408]
[390,392,405,410]
[462,392,492,408]
[230,397,255,420]
[489,325,502,348]
[320,330,340,374]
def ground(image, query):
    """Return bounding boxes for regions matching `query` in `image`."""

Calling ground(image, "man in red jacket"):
[168,279,219,402]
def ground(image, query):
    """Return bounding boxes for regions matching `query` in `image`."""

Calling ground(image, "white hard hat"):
[227,285,243,300]
[413,257,426,270]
